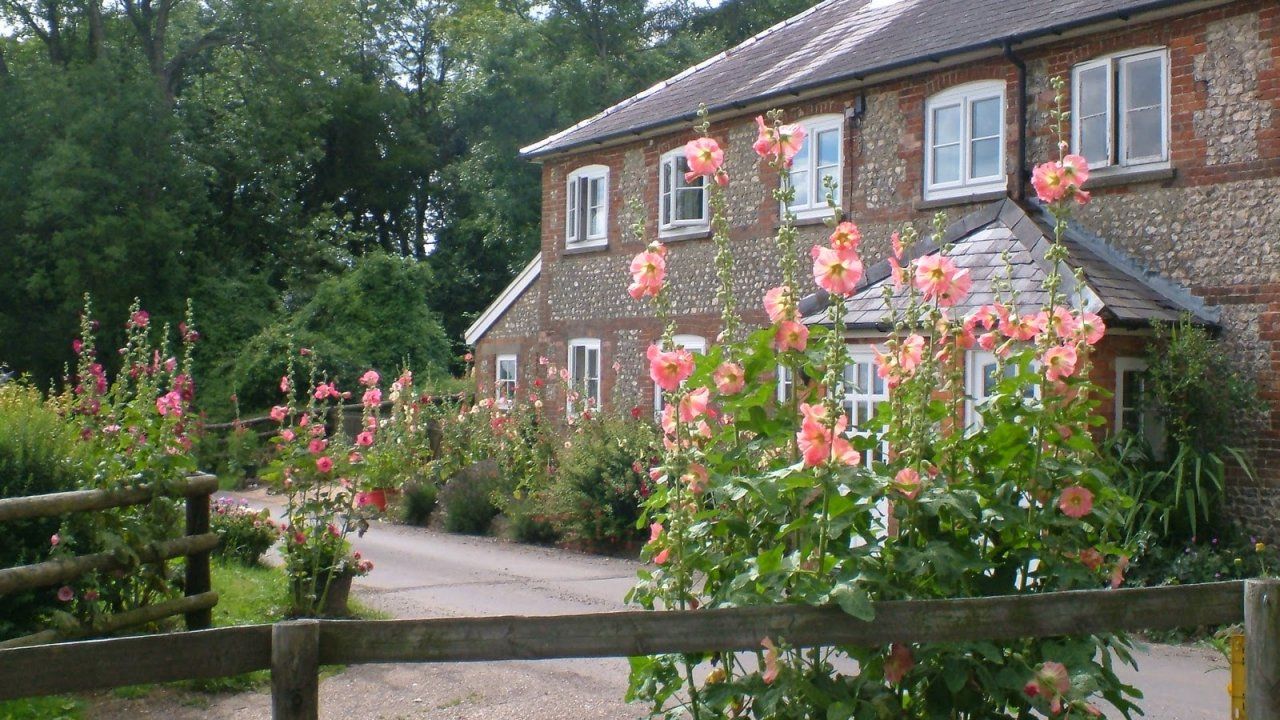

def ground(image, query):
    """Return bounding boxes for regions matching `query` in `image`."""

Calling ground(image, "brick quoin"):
[474,0,1280,537]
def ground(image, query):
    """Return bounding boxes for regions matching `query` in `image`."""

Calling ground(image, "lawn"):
[0,557,382,717]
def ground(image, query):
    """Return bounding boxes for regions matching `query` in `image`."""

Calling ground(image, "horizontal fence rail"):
[0,581,1252,706]
[0,533,219,597]
[0,474,218,523]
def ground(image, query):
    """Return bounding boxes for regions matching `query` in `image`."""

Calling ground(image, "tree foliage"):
[0,0,821,415]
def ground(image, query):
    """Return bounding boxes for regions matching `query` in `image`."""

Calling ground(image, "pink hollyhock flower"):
[898,334,925,374]
[359,370,380,387]
[893,468,922,500]
[1037,306,1079,340]
[828,221,862,251]
[647,344,695,392]
[280,375,291,394]
[713,362,746,395]
[362,388,382,407]
[628,247,667,300]
[129,310,149,329]
[1032,162,1066,203]
[1076,311,1106,345]
[761,637,780,684]
[1042,345,1078,382]
[348,451,363,463]
[315,456,334,473]
[678,386,711,423]
[682,463,709,495]
[965,305,1001,333]
[72,338,83,354]
[50,533,60,547]
[1078,547,1104,571]
[270,405,288,422]
[888,256,907,291]
[1110,554,1130,589]
[773,320,809,352]
[57,586,74,603]
[1024,661,1071,701]
[654,548,670,565]
[313,382,339,400]
[281,429,296,442]
[1059,486,1094,518]
[355,431,374,447]
[1000,313,1041,341]
[683,137,724,181]
[811,245,864,296]
[763,286,794,323]
[155,391,183,417]
[913,255,971,307]
[84,589,99,602]
[308,438,327,454]
[891,231,903,259]
[884,644,915,684]
[648,522,663,544]
[752,116,807,166]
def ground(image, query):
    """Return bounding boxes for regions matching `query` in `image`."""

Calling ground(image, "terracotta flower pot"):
[356,488,399,512]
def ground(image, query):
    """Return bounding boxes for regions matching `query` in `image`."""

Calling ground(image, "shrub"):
[440,460,501,534]
[551,415,657,549]
[400,481,439,526]
[504,498,560,545]
[211,498,280,565]
[0,383,92,640]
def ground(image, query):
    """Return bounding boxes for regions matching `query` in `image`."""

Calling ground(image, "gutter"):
[522,0,1228,160]
[1003,39,1028,202]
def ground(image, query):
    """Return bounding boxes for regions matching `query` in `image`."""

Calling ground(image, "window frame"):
[566,338,602,415]
[1070,48,1170,173]
[785,114,844,220]
[923,81,1007,201]
[776,364,794,404]
[658,149,710,239]
[840,349,890,467]
[565,165,610,249]
[495,354,518,409]
[653,335,706,416]
[964,350,1040,428]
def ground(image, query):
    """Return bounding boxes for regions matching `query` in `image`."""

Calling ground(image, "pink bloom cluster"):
[683,137,728,187]
[1032,155,1090,206]
[752,116,806,167]
[795,403,859,468]
[628,242,667,300]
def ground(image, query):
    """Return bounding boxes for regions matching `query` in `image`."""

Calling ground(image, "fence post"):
[184,490,213,631]
[1246,578,1280,718]
[272,620,320,720]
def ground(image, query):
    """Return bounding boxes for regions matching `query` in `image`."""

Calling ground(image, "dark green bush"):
[505,499,560,545]
[440,460,501,534]
[400,481,439,526]
[551,416,657,550]
[0,384,92,640]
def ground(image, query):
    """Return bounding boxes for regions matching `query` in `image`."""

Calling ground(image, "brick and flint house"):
[465,0,1280,531]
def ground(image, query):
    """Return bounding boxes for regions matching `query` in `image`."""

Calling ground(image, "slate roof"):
[799,199,1220,329]
[522,0,1203,158]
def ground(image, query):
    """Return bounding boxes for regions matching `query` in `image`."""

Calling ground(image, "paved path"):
[88,492,1231,719]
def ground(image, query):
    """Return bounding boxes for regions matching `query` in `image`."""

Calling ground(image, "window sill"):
[1084,165,1175,190]
[914,189,1007,211]
[658,226,712,243]
[563,241,608,256]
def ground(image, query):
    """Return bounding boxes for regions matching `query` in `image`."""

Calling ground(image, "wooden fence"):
[0,474,220,648]
[0,579,1276,718]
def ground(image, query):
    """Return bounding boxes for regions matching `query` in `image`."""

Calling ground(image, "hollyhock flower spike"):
[811,245,864,296]
[647,344,695,392]
[1059,485,1094,518]
[683,137,724,181]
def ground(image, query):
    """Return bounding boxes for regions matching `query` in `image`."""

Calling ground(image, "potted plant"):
[282,528,372,617]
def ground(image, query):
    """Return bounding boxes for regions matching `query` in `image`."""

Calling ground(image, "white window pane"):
[1078,66,1108,115]
[982,363,999,397]
[970,137,1001,179]
[791,169,810,206]
[817,129,839,166]
[791,140,809,173]
[1126,106,1162,160]
[932,105,961,145]
[1080,115,1109,165]
[932,145,960,184]
[676,188,703,221]
[590,177,605,206]
[971,97,1000,139]
[588,206,602,236]
[1125,57,1163,110]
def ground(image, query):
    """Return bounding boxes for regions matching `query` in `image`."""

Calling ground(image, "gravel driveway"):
[84,490,1229,719]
